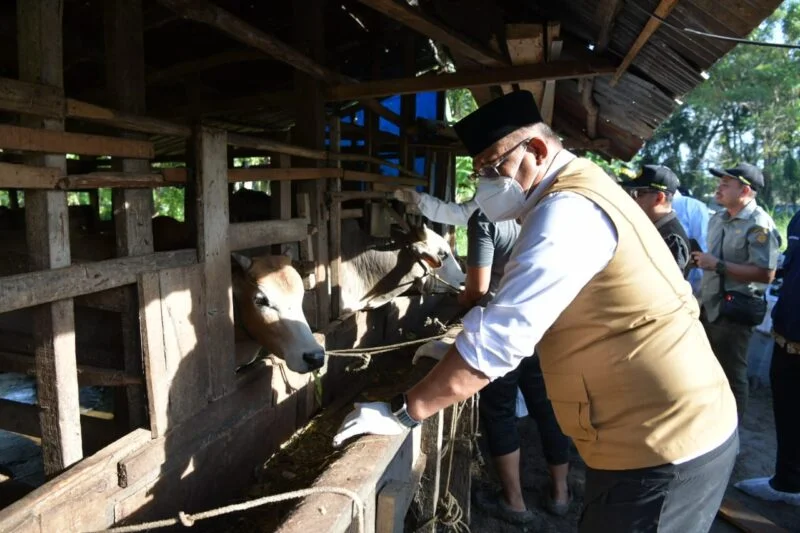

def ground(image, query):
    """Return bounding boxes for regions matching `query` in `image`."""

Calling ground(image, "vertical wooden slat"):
[105,0,151,430]
[328,117,342,319]
[137,272,168,437]
[293,0,330,331]
[18,0,83,475]
[194,125,235,400]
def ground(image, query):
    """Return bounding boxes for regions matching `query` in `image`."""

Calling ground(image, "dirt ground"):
[470,384,800,533]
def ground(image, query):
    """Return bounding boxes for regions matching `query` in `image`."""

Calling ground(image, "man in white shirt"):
[333,91,737,533]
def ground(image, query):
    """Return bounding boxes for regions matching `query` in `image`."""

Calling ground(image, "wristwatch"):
[715,260,727,275]
[390,393,422,428]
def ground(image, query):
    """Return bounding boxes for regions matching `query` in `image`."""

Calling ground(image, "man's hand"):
[332,402,404,447]
[393,188,421,205]
[691,252,719,271]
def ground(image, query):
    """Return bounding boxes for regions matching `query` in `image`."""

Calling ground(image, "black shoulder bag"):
[718,229,768,327]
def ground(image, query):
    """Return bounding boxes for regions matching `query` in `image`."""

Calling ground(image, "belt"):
[773,332,800,355]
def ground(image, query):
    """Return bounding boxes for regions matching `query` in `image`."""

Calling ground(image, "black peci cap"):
[710,163,764,191]
[621,165,680,194]
[452,90,544,157]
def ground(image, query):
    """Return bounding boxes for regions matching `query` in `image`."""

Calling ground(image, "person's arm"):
[406,193,618,419]
[664,233,691,274]
[417,195,479,226]
[693,225,779,284]
[459,212,494,307]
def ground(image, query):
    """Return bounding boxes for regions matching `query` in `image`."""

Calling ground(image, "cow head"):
[399,223,465,295]
[231,252,325,373]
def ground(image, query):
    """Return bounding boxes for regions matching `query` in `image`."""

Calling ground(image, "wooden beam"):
[0,352,143,387]
[138,272,169,438]
[147,49,265,85]
[354,0,507,67]
[194,125,235,400]
[327,60,616,101]
[0,162,62,188]
[60,172,165,189]
[0,250,197,314]
[610,0,680,87]
[18,0,82,476]
[0,76,64,119]
[506,24,546,106]
[341,208,364,219]
[596,0,625,52]
[0,124,154,159]
[540,23,562,125]
[66,98,191,137]
[328,116,342,320]
[229,218,314,251]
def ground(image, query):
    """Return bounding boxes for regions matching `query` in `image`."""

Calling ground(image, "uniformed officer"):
[622,165,692,278]
[692,163,780,421]
[335,91,738,533]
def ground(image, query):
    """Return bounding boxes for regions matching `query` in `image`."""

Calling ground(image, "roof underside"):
[0,0,783,161]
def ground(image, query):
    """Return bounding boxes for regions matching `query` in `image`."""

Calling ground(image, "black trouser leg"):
[702,316,753,421]
[579,432,737,533]
[517,355,570,465]
[770,342,800,493]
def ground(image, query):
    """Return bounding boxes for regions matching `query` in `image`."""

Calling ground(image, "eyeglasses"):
[469,138,532,180]
[626,188,658,199]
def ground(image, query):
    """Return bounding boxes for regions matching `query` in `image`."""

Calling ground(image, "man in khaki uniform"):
[335,91,738,533]
[693,163,780,421]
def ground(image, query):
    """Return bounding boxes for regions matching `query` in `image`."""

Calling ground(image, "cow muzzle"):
[302,349,326,371]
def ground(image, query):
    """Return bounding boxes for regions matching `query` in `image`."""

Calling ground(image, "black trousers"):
[478,355,570,465]
[579,431,738,533]
[771,341,800,493]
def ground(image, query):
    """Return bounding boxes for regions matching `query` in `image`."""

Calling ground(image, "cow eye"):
[253,292,270,308]
[438,249,449,260]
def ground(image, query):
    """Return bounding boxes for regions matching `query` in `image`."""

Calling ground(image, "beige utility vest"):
[534,158,737,470]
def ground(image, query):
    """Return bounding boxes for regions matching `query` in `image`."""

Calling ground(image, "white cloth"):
[673,191,711,294]
[455,152,619,379]
[417,194,479,227]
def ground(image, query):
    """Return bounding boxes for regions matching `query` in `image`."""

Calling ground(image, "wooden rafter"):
[354,0,507,67]
[596,0,625,52]
[146,49,266,85]
[327,60,616,101]
[610,0,680,86]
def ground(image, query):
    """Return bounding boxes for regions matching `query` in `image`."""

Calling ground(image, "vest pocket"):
[542,373,598,442]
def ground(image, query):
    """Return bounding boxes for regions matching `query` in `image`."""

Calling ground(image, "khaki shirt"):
[701,200,780,321]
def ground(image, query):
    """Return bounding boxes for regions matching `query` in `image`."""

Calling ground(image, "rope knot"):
[178,512,195,527]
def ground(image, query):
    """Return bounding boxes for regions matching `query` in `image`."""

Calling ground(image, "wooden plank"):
[0,352,143,387]
[506,24,546,105]
[18,0,82,478]
[0,428,151,533]
[229,218,313,251]
[718,497,789,533]
[0,76,63,119]
[596,0,625,52]
[161,166,426,186]
[0,162,62,189]
[74,287,129,313]
[228,132,426,180]
[331,190,394,202]
[540,23,562,126]
[193,125,235,400]
[0,250,197,314]
[328,117,342,322]
[228,167,340,182]
[157,265,209,428]
[105,0,153,431]
[356,0,506,67]
[59,172,165,189]
[417,410,444,532]
[377,452,427,533]
[0,124,154,159]
[65,98,192,138]
[138,272,169,438]
[327,60,616,101]
[610,0,680,86]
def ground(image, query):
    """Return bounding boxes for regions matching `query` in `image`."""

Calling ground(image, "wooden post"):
[105,0,151,430]
[328,117,342,319]
[8,188,20,209]
[194,125,235,400]
[293,0,330,330]
[17,0,83,475]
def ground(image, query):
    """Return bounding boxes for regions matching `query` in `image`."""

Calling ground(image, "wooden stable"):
[0,0,784,532]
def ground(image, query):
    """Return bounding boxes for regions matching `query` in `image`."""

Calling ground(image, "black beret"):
[452,90,544,157]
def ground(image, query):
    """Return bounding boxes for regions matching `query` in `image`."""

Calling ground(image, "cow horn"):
[231,252,253,271]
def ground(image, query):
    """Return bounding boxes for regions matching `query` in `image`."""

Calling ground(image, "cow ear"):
[231,252,253,271]
[412,223,427,242]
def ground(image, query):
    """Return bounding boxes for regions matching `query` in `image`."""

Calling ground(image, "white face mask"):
[475,177,526,222]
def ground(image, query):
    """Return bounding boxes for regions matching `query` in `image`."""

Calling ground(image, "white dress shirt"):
[455,151,619,379]
[417,194,479,227]
[672,191,711,294]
